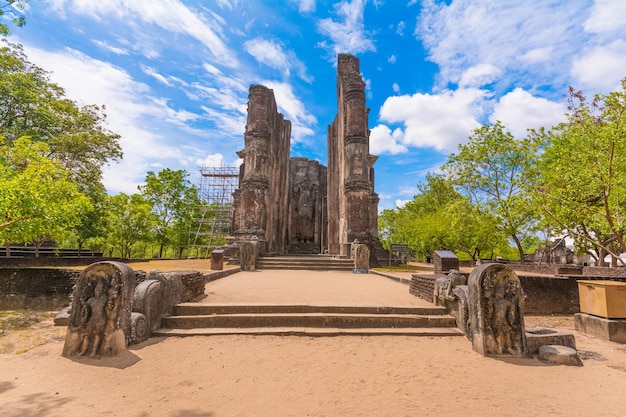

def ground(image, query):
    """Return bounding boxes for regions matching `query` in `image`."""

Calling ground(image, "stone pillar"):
[233,85,291,254]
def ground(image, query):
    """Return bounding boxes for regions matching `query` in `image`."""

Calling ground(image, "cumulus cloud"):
[370,125,408,155]
[196,153,226,167]
[458,64,502,88]
[490,88,566,137]
[316,0,375,57]
[571,40,626,93]
[377,88,486,152]
[244,38,312,82]
[583,0,626,33]
[416,0,589,95]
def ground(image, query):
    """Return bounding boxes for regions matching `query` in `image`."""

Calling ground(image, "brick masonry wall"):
[0,268,80,310]
[409,274,439,302]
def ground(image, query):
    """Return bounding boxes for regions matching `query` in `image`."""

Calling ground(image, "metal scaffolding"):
[188,166,239,258]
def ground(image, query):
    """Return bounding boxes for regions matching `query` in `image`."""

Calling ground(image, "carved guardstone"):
[62,261,135,358]
[468,263,527,357]
[353,243,370,274]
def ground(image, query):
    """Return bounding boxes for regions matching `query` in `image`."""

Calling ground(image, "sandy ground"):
[2,268,626,417]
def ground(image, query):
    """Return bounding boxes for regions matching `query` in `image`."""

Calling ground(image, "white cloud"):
[262,81,317,144]
[395,199,410,209]
[571,40,626,93]
[316,0,375,57]
[295,0,316,13]
[20,44,208,193]
[196,153,225,167]
[396,21,406,36]
[92,40,129,55]
[48,0,239,68]
[378,88,486,152]
[458,64,502,88]
[370,125,408,155]
[584,0,626,33]
[490,88,566,137]
[416,0,589,94]
[244,38,312,82]
[388,54,396,64]
[392,82,400,93]
[141,65,173,87]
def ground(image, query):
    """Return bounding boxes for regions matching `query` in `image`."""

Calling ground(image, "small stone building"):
[231,54,386,263]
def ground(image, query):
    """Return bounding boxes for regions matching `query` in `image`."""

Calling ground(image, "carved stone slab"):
[353,244,370,273]
[62,262,135,358]
[468,263,526,357]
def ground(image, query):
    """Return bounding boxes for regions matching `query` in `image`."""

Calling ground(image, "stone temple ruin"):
[231,54,387,264]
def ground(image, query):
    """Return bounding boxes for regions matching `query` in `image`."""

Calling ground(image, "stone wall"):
[0,266,213,310]
[409,271,626,315]
[0,268,80,309]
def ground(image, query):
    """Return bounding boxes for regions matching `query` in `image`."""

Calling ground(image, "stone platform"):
[154,269,462,337]
[574,312,626,343]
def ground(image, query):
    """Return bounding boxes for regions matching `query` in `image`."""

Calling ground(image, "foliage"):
[0,41,122,194]
[106,193,154,258]
[0,1,28,36]
[379,174,509,260]
[443,121,541,261]
[533,78,626,265]
[139,168,199,258]
[0,136,90,248]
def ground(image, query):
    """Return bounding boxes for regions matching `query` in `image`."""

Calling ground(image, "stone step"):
[153,327,464,337]
[173,303,449,316]
[161,312,457,329]
[256,256,354,271]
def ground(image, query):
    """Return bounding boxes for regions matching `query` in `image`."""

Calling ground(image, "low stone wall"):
[409,274,439,301]
[1,265,226,311]
[583,266,626,277]
[409,272,626,315]
[0,268,80,310]
[0,257,144,268]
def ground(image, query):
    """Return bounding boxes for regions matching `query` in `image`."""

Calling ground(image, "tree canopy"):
[0,1,28,36]
[533,78,626,265]
[443,121,541,260]
[0,136,90,248]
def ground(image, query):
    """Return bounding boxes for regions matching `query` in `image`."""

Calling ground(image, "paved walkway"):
[202,269,432,306]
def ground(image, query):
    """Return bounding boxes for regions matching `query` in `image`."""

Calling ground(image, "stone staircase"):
[256,255,354,271]
[153,303,464,337]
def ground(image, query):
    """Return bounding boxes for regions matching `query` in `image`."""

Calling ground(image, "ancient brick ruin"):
[231,54,386,264]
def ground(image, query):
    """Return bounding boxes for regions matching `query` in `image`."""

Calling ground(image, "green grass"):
[372,264,431,273]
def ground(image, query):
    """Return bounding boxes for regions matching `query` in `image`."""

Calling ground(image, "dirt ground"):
[2,267,626,417]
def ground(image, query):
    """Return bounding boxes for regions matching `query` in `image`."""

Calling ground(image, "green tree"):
[139,168,199,258]
[0,41,122,193]
[0,136,90,254]
[379,174,508,261]
[534,79,626,265]
[444,121,541,261]
[107,193,154,258]
[0,1,28,36]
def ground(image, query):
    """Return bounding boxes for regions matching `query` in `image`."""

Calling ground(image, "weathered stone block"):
[62,261,135,358]
[468,263,527,357]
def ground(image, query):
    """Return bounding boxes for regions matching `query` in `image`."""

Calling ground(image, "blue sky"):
[6,0,626,210]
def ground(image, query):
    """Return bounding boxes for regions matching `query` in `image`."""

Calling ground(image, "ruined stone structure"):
[231,54,386,263]
[62,261,135,358]
[468,263,527,357]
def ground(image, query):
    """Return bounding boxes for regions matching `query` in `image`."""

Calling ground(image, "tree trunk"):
[159,243,164,259]
[511,234,525,262]
[4,242,10,258]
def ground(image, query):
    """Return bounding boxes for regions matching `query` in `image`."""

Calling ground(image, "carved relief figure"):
[78,277,108,357]
[468,263,526,357]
